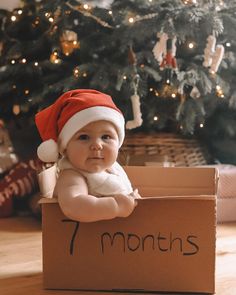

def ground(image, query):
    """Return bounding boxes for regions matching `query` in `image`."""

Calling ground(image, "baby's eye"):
[101,134,112,140]
[78,134,89,140]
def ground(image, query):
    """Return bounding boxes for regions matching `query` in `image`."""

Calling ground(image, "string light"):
[21,58,27,64]
[123,75,127,80]
[17,9,23,15]
[50,51,61,64]
[226,42,231,47]
[73,67,80,78]
[83,4,90,10]
[128,17,134,23]
[188,42,195,49]
[48,17,54,23]
[11,60,16,64]
[13,105,20,115]
[24,89,30,95]
[199,123,204,128]
[153,116,159,121]
[34,62,39,66]
[82,72,87,77]
[11,15,17,22]
[108,10,112,15]
[216,84,224,98]
[171,93,177,98]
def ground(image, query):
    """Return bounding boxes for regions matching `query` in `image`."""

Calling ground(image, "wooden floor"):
[0,217,236,295]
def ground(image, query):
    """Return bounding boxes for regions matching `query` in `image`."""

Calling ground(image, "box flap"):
[124,166,217,197]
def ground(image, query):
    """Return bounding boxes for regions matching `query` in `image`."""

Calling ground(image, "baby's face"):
[65,120,120,173]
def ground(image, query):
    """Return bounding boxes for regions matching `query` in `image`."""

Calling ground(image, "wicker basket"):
[119,133,211,167]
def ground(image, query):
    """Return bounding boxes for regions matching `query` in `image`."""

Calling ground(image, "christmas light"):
[171,93,177,98]
[34,18,40,25]
[82,72,87,77]
[73,67,80,78]
[188,42,195,49]
[83,4,90,10]
[149,88,153,92]
[17,9,23,15]
[123,75,127,80]
[153,116,159,121]
[108,11,112,15]
[226,42,231,47]
[13,105,20,115]
[21,58,27,63]
[11,60,16,64]
[25,89,30,95]
[11,15,17,22]
[34,62,39,66]
[49,17,54,23]
[128,17,134,23]
[200,123,204,128]
[45,12,50,17]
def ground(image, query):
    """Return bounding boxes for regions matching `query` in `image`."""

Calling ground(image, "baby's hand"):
[113,194,137,218]
[130,188,142,199]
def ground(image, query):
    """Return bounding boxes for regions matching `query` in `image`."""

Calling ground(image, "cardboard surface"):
[41,167,217,293]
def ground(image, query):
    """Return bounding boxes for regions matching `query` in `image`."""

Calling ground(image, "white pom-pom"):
[37,139,59,163]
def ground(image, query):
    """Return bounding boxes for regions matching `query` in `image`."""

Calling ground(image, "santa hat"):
[35,89,125,163]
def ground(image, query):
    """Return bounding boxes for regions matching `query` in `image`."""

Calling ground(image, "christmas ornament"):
[160,38,178,84]
[60,30,80,56]
[203,35,224,73]
[126,75,143,129]
[152,32,168,63]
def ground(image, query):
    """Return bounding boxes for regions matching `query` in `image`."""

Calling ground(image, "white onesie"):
[58,158,133,197]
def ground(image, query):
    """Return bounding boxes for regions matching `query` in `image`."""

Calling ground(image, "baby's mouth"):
[88,156,104,160]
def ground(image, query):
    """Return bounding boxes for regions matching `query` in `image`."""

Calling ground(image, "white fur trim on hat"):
[37,139,59,162]
[58,106,125,154]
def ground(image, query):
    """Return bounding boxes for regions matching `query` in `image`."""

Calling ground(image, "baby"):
[35,89,140,222]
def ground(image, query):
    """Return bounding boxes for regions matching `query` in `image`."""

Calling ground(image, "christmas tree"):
[0,0,236,163]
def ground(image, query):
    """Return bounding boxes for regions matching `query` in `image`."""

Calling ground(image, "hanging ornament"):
[60,30,80,56]
[160,38,178,84]
[152,32,168,63]
[203,35,224,73]
[126,75,143,129]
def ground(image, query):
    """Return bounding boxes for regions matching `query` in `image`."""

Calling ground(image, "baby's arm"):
[56,169,136,222]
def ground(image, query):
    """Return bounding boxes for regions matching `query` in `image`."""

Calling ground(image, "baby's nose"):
[90,139,103,150]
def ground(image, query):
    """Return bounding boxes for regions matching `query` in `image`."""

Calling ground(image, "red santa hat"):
[35,89,125,163]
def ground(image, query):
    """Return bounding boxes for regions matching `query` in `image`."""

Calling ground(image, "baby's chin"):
[81,164,109,174]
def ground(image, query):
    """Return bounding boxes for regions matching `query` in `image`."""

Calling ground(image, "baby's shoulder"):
[58,168,86,184]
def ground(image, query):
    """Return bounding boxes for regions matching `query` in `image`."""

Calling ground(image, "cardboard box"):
[41,166,217,293]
